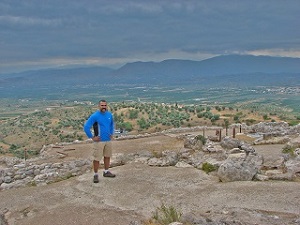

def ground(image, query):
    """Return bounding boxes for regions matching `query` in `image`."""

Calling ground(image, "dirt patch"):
[40,135,184,163]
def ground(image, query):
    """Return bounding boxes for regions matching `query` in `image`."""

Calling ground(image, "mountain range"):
[1,54,300,99]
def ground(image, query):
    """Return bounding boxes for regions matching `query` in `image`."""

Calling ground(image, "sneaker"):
[93,174,99,183]
[103,171,116,178]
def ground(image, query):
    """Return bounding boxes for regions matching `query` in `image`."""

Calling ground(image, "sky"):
[0,0,300,74]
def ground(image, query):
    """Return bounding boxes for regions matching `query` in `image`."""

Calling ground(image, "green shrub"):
[282,146,296,158]
[195,135,206,145]
[288,120,300,126]
[202,162,217,173]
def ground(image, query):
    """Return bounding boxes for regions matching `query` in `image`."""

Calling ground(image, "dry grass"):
[143,204,183,225]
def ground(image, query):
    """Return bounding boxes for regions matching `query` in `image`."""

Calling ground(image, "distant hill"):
[0,54,300,99]
[110,54,300,85]
[0,66,114,87]
[114,54,300,76]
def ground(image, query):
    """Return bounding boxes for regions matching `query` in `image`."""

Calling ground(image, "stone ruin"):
[1,122,300,190]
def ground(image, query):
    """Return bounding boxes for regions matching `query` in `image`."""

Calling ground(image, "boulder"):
[285,158,300,179]
[184,137,203,150]
[220,137,242,150]
[217,153,263,182]
[148,150,178,167]
[285,136,300,148]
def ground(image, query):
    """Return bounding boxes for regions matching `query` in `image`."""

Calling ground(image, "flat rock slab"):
[1,163,300,225]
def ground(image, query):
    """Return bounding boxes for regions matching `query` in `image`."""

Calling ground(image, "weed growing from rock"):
[143,204,182,225]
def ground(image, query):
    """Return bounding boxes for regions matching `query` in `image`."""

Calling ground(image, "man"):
[84,99,115,183]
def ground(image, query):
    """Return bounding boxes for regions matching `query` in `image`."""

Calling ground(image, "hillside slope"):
[1,54,300,92]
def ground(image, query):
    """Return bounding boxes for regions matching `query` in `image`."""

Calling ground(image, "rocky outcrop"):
[284,136,300,148]
[2,122,300,190]
[217,153,263,182]
[235,121,300,138]
[220,136,242,149]
[148,150,178,167]
[0,157,91,190]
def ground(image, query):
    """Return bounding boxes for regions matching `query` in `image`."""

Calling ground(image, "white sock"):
[104,170,109,173]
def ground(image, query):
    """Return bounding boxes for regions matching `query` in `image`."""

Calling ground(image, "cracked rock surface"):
[1,134,300,225]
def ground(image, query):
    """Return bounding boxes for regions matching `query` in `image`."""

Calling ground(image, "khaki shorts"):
[92,141,112,161]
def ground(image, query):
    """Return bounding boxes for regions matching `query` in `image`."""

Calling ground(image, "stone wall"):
[0,158,91,190]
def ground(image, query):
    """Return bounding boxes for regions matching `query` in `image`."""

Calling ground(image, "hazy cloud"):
[0,0,299,73]
[0,15,61,27]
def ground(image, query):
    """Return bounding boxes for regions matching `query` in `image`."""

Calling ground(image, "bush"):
[288,120,300,126]
[120,121,133,132]
[282,146,296,158]
[195,135,206,145]
[202,162,217,173]
[263,114,270,120]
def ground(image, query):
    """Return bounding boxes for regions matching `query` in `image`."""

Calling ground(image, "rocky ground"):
[1,133,300,225]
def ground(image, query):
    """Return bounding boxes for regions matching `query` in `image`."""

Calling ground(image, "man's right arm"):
[83,116,95,139]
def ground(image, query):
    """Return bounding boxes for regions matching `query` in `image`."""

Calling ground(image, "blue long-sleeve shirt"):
[83,110,114,141]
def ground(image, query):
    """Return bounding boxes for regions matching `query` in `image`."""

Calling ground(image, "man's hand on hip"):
[92,136,100,142]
